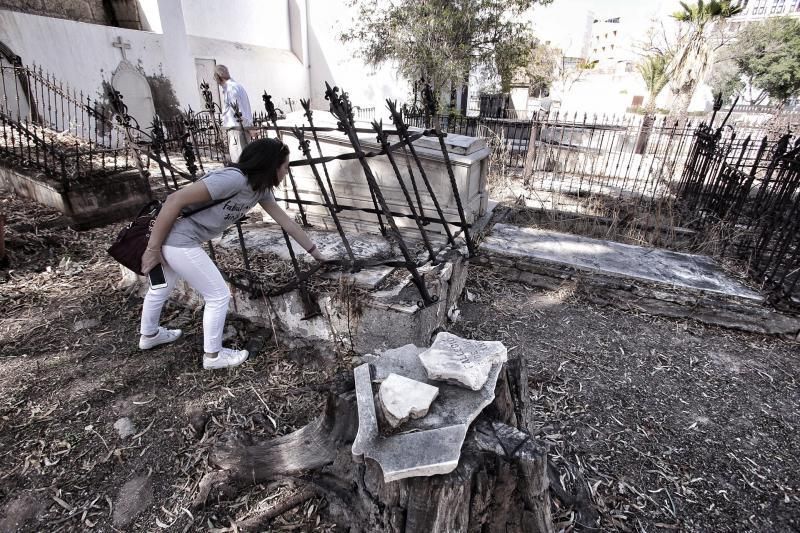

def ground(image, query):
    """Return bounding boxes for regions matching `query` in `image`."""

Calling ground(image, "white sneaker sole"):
[203,351,249,370]
[139,329,183,350]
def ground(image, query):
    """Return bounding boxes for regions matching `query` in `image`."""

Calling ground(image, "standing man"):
[214,65,253,163]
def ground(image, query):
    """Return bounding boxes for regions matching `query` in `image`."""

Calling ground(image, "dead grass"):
[0,187,343,532]
[454,266,800,532]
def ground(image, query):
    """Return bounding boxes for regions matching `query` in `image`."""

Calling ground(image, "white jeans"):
[226,129,251,163]
[140,245,230,353]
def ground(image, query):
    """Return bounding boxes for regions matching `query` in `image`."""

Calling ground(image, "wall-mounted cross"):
[112,36,131,61]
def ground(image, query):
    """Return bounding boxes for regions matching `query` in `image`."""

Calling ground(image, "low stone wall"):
[0,164,151,229]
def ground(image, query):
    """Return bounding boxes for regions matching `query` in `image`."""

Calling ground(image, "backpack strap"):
[180,193,235,218]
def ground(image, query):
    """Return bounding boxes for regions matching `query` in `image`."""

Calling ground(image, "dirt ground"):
[1,186,799,532]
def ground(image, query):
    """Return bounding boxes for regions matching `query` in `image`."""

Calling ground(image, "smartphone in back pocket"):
[148,264,168,289]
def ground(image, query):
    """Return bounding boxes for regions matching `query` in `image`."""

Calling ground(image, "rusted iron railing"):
[104,82,475,311]
[676,120,799,307]
[0,61,134,188]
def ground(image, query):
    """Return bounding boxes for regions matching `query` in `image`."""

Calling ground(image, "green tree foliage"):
[668,0,742,116]
[637,52,671,112]
[734,17,800,106]
[340,0,550,95]
[525,42,559,94]
[707,60,744,104]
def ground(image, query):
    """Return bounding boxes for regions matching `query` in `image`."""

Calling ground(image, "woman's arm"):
[141,181,213,273]
[259,198,325,261]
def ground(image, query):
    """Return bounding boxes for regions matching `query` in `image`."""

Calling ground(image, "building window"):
[770,0,785,13]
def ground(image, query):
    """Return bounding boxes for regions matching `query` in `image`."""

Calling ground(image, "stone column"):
[288,0,311,99]
[156,0,200,110]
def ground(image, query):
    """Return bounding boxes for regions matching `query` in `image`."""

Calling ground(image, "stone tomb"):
[352,333,508,482]
[278,110,490,241]
[125,224,470,354]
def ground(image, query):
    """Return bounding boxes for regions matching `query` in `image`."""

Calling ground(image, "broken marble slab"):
[352,343,504,482]
[418,332,508,391]
[379,373,439,428]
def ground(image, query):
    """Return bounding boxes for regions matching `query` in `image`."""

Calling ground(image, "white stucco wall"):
[307,1,408,117]
[0,10,166,104]
[136,0,162,32]
[552,71,648,115]
[188,36,308,109]
[180,0,290,50]
[1,1,411,124]
[0,6,309,119]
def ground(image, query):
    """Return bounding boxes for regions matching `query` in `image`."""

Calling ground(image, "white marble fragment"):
[378,373,439,428]
[352,342,505,482]
[418,332,507,391]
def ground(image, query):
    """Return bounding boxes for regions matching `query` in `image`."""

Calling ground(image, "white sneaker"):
[139,327,183,350]
[203,347,249,370]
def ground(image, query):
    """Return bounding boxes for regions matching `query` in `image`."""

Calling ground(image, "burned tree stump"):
[194,361,554,533]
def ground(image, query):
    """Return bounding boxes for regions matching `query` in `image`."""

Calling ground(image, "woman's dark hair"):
[231,138,290,192]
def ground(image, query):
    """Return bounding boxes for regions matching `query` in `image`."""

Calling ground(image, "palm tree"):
[668,0,743,117]
[637,53,671,113]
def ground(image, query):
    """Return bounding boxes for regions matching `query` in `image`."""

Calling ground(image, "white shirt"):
[221,79,253,128]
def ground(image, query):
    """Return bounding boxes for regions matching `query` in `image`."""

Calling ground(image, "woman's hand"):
[141,248,162,274]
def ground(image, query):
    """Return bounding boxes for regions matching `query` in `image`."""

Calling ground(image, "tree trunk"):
[193,362,556,533]
[634,114,655,155]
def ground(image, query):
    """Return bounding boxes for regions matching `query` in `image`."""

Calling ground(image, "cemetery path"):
[1,186,798,532]
[453,269,800,533]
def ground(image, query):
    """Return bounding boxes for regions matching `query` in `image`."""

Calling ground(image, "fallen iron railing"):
[110,82,475,314]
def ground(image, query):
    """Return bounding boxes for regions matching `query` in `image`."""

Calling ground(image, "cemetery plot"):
[1,187,799,531]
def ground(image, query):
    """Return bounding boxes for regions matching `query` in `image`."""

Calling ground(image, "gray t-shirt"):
[164,167,273,248]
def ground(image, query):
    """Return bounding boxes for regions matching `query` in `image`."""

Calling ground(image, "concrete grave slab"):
[378,373,439,428]
[410,128,488,155]
[481,224,762,300]
[418,332,508,391]
[352,342,504,482]
[276,111,490,239]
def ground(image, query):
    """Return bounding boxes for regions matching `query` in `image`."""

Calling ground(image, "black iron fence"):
[0,62,134,187]
[105,83,476,312]
[676,126,800,305]
[406,110,778,213]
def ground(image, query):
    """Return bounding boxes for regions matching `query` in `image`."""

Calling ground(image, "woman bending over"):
[139,138,324,369]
